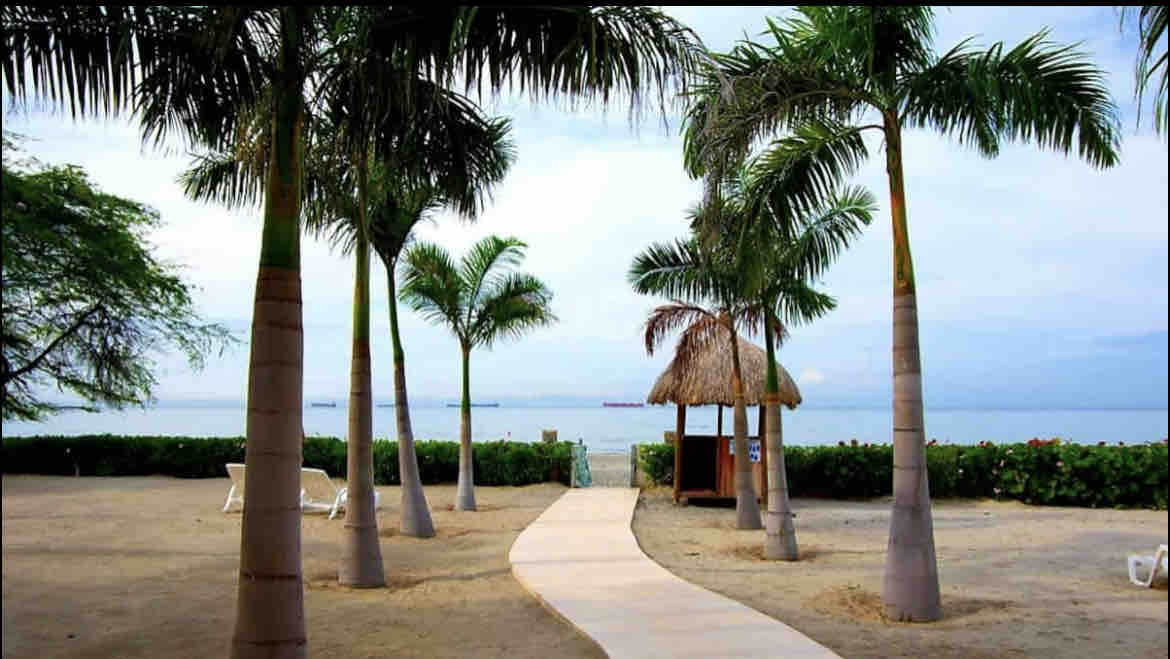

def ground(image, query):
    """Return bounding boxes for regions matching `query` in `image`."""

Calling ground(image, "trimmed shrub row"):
[638,440,1169,509]
[1,435,572,487]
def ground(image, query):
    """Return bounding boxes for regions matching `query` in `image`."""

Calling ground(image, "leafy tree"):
[1,134,233,422]
[399,236,556,511]
[3,6,699,651]
[683,6,1119,620]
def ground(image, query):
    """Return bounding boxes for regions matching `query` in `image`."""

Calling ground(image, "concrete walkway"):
[509,488,841,658]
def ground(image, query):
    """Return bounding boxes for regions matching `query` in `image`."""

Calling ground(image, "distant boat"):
[375,403,395,408]
[310,402,337,408]
[446,402,500,408]
[603,402,644,408]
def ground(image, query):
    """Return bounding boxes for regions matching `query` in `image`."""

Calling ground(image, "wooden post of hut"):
[673,404,685,503]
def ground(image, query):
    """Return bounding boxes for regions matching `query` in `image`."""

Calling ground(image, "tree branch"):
[1,304,103,385]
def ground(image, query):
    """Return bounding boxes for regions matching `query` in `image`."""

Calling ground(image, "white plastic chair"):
[300,467,381,520]
[223,463,246,512]
[1128,544,1168,587]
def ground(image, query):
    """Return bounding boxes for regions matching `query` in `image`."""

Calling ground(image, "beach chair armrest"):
[329,487,347,520]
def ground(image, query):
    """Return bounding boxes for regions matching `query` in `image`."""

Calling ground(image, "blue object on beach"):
[572,440,592,488]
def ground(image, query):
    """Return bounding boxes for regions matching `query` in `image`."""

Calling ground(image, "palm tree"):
[1121,5,1168,134]
[682,6,1119,621]
[299,79,515,549]
[5,5,698,650]
[366,125,515,537]
[630,231,763,530]
[183,79,513,581]
[630,178,874,537]
[399,236,556,511]
[731,170,876,560]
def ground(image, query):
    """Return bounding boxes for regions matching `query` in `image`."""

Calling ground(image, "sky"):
[4,6,1167,410]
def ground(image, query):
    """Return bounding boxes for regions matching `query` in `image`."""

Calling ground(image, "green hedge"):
[639,440,1169,509]
[1,435,572,486]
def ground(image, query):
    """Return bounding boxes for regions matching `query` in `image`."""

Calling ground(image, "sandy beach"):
[4,475,1167,659]
[1,475,603,659]
[632,487,1168,659]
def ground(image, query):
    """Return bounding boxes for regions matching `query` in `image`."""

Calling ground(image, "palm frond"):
[681,14,874,180]
[459,235,527,315]
[1122,5,1168,134]
[642,302,717,357]
[470,272,556,349]
[2,6,270,152]
[369,180,447,267]
[179,150,266,211]
[769,279,837,329]
[742,117,872,228]
[772,184,875,281]
[628,238,709,301]
[399,241,467,338]
[901,30,1120,168]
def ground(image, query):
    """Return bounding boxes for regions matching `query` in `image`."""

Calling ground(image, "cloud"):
[3,7,1165,410]
[799,368,827,386]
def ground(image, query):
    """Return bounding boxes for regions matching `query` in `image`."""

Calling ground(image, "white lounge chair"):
[223,464,381,519]
[300,467,381,520]
[1128,544,1168,587]
[223,463,246,512]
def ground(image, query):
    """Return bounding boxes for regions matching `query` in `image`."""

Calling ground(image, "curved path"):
[509,488,841,658]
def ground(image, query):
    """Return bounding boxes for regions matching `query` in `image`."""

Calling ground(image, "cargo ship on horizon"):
[602,402,644,408]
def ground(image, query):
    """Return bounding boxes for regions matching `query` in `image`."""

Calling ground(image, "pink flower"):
[993,487,1002,495]
[1056,461,1064,468]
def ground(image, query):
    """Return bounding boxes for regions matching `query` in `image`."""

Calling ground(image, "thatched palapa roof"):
[646,336,801,409]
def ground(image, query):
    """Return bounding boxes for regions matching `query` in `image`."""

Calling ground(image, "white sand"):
[1,476,603,659]
[632,487,1168,658]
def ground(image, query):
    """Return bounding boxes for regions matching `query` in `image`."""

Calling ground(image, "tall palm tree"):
[5,5,698,651]
[630,232,764,530]
[399,236,556,511]
[729,167,876,560]
[682,6,1119,621]
[364,126,515,537]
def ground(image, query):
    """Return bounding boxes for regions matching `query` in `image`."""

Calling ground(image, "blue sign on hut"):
[646,336,801,504]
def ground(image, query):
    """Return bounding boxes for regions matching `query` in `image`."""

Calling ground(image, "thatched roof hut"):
[646,336,801,409]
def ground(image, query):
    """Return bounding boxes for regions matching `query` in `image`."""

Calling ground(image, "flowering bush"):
[637,439,1167,509]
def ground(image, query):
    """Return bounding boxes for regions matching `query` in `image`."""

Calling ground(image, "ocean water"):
[4,403,1166,452]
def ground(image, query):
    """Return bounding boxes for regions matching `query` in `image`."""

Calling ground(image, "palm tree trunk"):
[763,315,797,560]
[455,343,476,511]
[729,330,762,530]
[231,8,310,658]
[881,112,941,622]
[339,150,385,588]
[386,260,435,537]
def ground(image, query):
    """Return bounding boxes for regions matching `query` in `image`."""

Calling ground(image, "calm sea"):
[3,403,1166,452]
